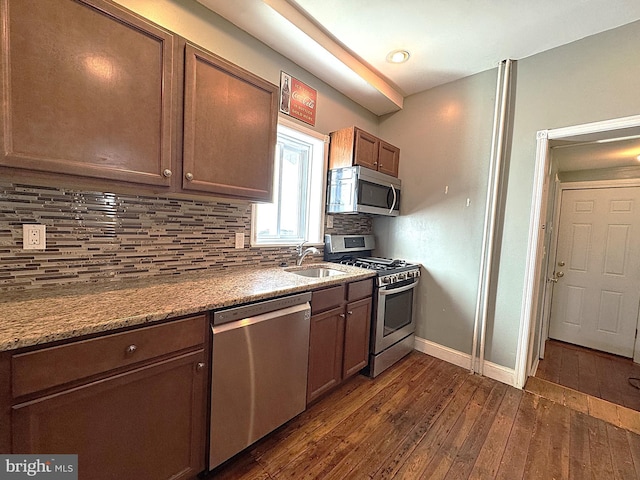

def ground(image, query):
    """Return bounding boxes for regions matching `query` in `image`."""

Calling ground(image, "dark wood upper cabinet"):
[0,0,175,187]
[182,43,278,201]
[0,0,280,202]
[377,140,400,177]
[353,129,379,171]
[329,126,400,177]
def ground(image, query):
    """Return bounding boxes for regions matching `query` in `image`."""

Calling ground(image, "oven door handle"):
[379,278,419,296]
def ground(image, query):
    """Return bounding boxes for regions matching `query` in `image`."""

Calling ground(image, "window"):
[252,119,328,246]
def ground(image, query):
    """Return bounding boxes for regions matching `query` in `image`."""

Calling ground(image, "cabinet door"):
[353,128,379,171]
[0,0,174,186]
[182,43,278,201]
[307,307,345,403]
[378,140,400,177]
[342,297,372,379]
[12,351,206,480]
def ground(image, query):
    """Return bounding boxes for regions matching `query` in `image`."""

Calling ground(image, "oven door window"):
[358,180,400,212]
[382,283,414,336]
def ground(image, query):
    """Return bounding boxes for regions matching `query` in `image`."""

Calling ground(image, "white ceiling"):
[197,0,640,115]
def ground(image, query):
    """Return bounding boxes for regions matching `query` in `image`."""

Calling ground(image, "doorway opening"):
[515,115,640,409]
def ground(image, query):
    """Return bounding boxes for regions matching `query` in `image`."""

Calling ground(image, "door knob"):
[556,271,564,278]
[557,261,565,267]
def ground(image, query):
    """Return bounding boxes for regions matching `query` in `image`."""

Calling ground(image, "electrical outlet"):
[235,232,244,249]
[23,224,46,250]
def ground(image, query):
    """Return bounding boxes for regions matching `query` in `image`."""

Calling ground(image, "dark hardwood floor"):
[206,351,640,479]
[536,339,640,412]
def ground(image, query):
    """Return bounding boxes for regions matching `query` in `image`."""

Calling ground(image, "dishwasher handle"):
[213,292,312,326]
[212,302,310,334]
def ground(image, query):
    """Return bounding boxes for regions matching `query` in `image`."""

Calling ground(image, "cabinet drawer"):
[12,315,206,398]
[311,285,345,314]
[347,279,374,302]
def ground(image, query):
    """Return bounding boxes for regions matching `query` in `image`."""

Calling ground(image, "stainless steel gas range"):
[324,234,420,377]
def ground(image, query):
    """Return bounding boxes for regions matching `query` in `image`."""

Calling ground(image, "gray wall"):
[376,20,640,370]
[375,69,497,353]
[489,19,640,368]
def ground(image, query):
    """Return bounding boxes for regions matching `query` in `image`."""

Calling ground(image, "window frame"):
[250,117,329,247]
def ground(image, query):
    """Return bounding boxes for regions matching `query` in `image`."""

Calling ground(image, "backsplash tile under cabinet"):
[0,182,373,291]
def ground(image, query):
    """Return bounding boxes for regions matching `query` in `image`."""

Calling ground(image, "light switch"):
[326,215,334,228]
[235,232,244,249]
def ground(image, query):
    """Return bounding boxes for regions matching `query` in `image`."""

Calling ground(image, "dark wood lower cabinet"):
[307,307,345,401]
[342,297,372,378]
[12,350,206,480]
[307,279,373,403]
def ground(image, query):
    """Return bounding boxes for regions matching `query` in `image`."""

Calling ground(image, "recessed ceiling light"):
[386,50,410,64]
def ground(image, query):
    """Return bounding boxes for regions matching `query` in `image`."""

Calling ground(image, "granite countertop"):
[0,263,375,353]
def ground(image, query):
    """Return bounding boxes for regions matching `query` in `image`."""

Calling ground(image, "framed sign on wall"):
[279,71,317,126]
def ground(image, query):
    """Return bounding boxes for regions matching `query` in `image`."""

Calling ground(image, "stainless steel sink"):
[287,267,346,278]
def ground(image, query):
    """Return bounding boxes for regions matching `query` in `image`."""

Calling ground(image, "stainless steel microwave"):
[326,166,401,216]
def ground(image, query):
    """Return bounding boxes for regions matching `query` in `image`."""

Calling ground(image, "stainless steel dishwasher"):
[209,292,311,470]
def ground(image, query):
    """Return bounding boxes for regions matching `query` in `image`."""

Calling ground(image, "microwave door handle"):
[389,184,397,214]
[379,278,419,296]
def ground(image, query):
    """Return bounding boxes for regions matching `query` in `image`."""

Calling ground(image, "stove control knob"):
[381,277,390,284]
[398,273,406,280]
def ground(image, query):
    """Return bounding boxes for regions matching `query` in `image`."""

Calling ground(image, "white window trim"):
[250,116,329,247]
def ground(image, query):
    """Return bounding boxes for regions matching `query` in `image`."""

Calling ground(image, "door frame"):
[514,114,640,389]
[540,181,640,363]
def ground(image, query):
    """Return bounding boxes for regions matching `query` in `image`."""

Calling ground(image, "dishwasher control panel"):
[213,291,312,325]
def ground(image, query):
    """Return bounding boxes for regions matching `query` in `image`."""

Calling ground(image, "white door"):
[548,186,640,357]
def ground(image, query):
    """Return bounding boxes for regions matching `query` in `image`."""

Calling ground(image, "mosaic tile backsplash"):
[0,181,372,291]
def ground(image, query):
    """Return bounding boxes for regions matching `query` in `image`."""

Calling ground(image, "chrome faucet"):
[296,242,320,266]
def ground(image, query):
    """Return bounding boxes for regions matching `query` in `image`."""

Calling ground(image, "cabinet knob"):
[196,362,206,371]
[374,162,378,166]
[185,172,194,181]
[162,169,172,178]
[347,311,354,315]
[126,344,137,354]
[339,313,346,318]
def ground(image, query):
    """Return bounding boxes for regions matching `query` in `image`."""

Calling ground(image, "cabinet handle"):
[374,161,378,166]
[162,169,172,178]
[339,313,346,318]
[126,344,137,354]
[196,362,206,371]
[347,311,353,315]
[185,172,194,181]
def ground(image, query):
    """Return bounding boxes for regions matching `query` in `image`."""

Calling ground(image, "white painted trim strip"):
[472,60,505,376]
[414,337,516,387]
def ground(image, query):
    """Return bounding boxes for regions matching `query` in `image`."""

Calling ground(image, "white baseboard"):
[414,336,517,387]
